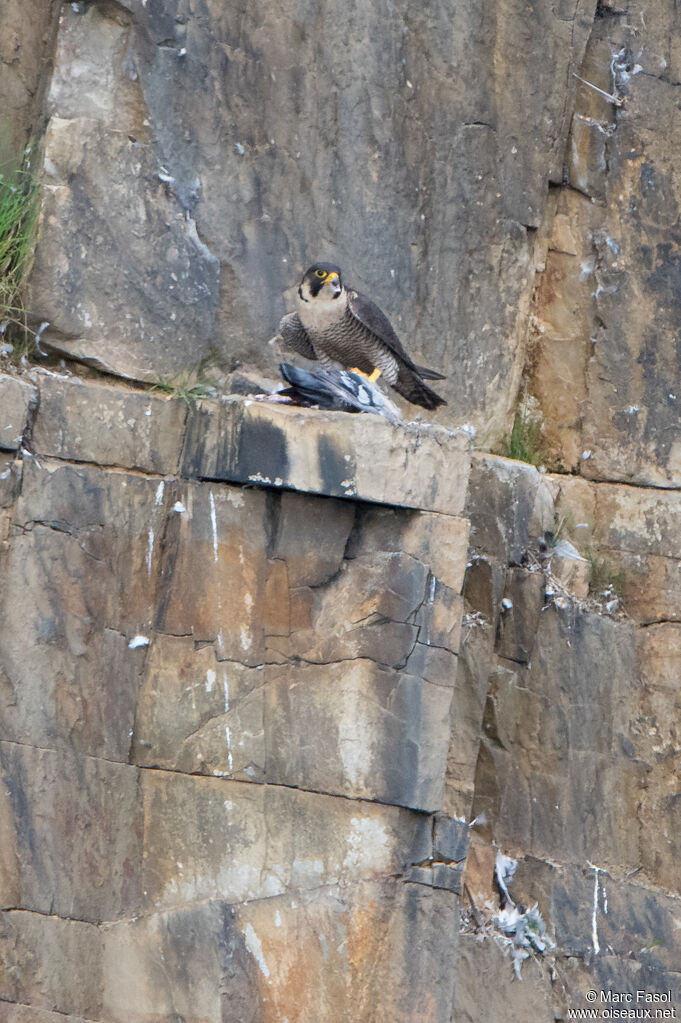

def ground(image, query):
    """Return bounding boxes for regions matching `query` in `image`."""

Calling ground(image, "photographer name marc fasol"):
[601,992,674,1004]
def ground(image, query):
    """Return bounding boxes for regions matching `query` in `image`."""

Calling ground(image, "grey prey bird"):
[276,361,402,421]
[275,263,447,410]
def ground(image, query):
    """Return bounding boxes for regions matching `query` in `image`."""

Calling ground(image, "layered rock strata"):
[455,452,681,1017]
[0,370,471,1022]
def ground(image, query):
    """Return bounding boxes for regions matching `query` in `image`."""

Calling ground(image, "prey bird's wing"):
[278,362,402,421]
[278,362,347,410]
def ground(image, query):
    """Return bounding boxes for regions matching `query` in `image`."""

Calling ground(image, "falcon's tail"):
[414,364,446,381]
[394,365,447,410]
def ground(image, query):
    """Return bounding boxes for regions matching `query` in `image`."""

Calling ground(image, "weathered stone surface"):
[631,624,681,892]
[18,881,455,1023]
[0,0,57,169]
[433,814,469,863]
[449,434,681,1014]
[0,1006,90,1023]
[451,933,555,1022]
[466,453,557,564]
[1,379,679,1023]
[496,566,545,664]
[530,3,681,486]
[153,479,272,664]
[29,113,220,380]
[0,743,141,922]
[0,459,168,759]
[472,608,646,873]
[269,550,426,666]
[461,555,507,623]
[0,376,35,452]
[0,911,102,1018]
[0,460,19,549]
[26,0,595,444]
[132,635,266,782]
[609,550,681,624]
[416,580,463,655]
[183,396,471,515]
[139,499,461,804]
[403,642,458,689]
[232,882,459,1023]
[443,619,495,818]
[0,457,21,512]
[31,372,187,474]
[554,476,681,621]
[551,472,596,546]
[473,464,681,623]
[270,490,356,587]
[458,859,681,1018]
[347,504,470,592]
[6,0,681,996]
[594,481,681,562]
[0,886,455,1023]
[101,901,263,1023]
[265,660,453,811]
[26,3,219,380]
[519,861,681,974]
[528,191,597,474]
[475,599,681,887]
[87,454,468,810]
[140,771,426,912]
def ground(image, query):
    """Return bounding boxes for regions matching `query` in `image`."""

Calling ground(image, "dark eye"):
[315,269,326,278]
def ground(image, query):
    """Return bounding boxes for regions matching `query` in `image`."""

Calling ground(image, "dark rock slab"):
[0,742,142,922]
[0,377,35,452]
[182,396,471,515]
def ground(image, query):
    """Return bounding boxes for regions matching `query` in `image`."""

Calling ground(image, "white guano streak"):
[241,923,270,979]
[591,865,601,954]
[209,492,218,563]
[147,481,165,577]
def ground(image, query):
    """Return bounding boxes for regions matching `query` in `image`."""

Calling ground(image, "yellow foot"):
[349,366,382,382]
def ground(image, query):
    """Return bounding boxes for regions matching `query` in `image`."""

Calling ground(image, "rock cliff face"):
[530,0,681,486]
[0,1,57,171]
[458,455,681,1013]
[2,372,680,1020]
[1,0,681,1020]
[23,0,598,443]
[0,373,471,1021]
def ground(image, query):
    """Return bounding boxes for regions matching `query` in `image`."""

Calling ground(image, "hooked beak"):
[325,271,342,297]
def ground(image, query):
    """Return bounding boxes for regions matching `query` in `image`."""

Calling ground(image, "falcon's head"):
[298,263,343,302]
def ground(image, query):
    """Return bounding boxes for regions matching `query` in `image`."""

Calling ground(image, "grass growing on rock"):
[151,377,218,404]
[151,352,223,404]
[0,163,39,356]
[585,545,627,599]
[501,398,550,468]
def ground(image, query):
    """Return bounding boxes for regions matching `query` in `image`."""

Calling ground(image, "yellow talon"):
[349,366,382,382]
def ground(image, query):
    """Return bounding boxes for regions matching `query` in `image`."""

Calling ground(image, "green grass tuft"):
[502,401,550,467]
[585,545,627,598]
[150,352,223,404]
[0,162,40,357]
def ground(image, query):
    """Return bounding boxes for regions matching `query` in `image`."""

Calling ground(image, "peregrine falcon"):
[276,263,447,410]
